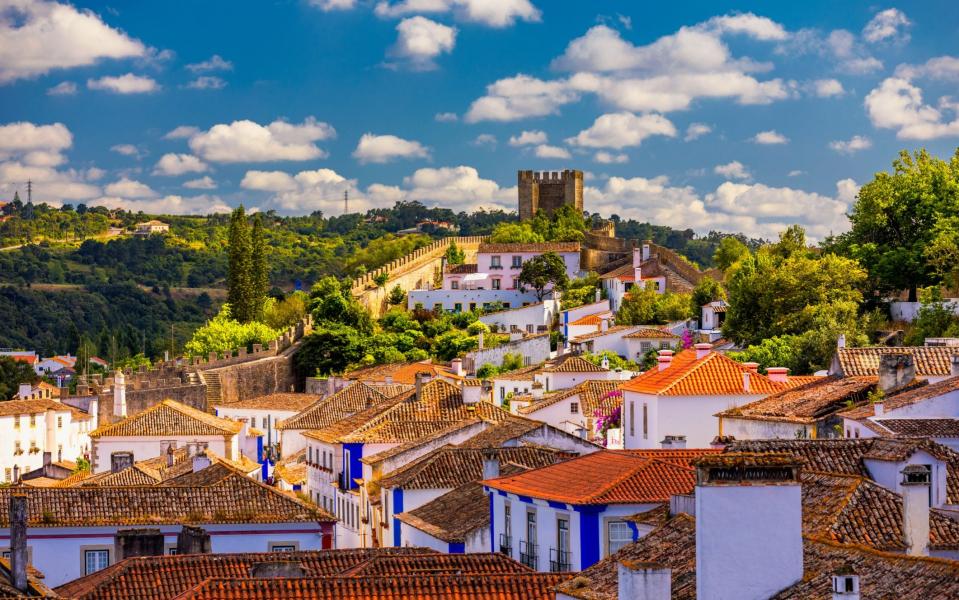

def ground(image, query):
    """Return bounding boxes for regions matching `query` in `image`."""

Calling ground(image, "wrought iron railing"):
[499,533,512,557]
[519,541,538,569]
[550,547,572,572]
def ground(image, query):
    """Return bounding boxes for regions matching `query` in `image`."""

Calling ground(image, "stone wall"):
[208,351,298,405]
[96,383,207,426]
[463,333,551,375]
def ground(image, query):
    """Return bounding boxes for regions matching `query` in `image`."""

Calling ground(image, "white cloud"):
[185,55,233,73]
[534,144,570,159]
[863,8,910,44]
[309,0,357,11]
[188,117,335,163]
[398,165,513,211]
[163,126,200,140]
[828,135,872,154]
[588,176,853,241]
[87,73,159,94]
[0,0,146,83]
[0,122,72,154]
[895,56,959,81]
[464,74,580,122]
[183,176,216,190]
[594,151,628,164]
[374,0,540,28]
[389,16,456,70]
[714,160,751,180]
[241,170,298,192]
[788,170,804,177]
[255,168,364,214]
[435,112,458,122]
[812,78,844,97]
[508,130,547,146]
[187,76,226,90]
[705,13,788,41]
[90,194,230,215]
[826,30,883,74]
[353,133,430,163]
[684,123,712,141]
[105,177,157,198]
[864,77,959,140]
[472,134,497,147]
[153,153,209,176]
[21,150,65,167]
[110,144,141,158]
[566,112,676,149]
[751,130,788,144]
[47,81,77,96]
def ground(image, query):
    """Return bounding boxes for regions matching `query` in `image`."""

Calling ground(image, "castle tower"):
[517,169,583,220]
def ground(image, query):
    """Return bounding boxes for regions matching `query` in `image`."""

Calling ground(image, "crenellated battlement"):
[518,168,583,221]
[518,169,582,184]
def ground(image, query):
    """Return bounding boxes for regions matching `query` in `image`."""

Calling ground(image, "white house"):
[134,220,170,235]
[214,392,322,455]
[831,345,959,383]
[560,299,610,341]
[0,472,335,587]
[700,300,728,332]
[0,398,95,484]
[482,449,715,572]
[516,380,621,439]
[478,300,558,335]
[623,328,682,363]
[620,345,788,449]
[473,242,581,290]
[839,374,959,444]
[570,324,665,358]
[395,481,491,554]
[88,399,251,474]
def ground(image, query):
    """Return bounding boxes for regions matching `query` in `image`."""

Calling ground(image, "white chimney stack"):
[113,370,126,418]
[694,343,712,360]
[695,453,804,600]
[742,371,751,393]
[192,453,212,473]
[482,450,500,481]
[595,288,601,303]
[766,367,789,383]
[618,560,670,600]
[452,358,464,377]
[874,401,884,417]
[462,382,482,405]
[17,383,32,399]
[901,465,931,556]
[601,355,610,370]
[531,381,544,399]
[601,318,609,332]
[657,349,674,371]
[837,333,846,348]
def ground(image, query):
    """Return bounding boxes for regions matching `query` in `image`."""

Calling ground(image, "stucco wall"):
[408,289,541,312]
[465,335,551,376]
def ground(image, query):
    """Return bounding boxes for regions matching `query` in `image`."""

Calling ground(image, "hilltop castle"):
[517,169,583,220]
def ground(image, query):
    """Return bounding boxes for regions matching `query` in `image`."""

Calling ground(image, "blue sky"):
[1,0,958,239]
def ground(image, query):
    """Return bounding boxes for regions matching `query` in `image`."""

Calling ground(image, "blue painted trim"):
[517,495,534,504]
[497,490,508,497]
[293,484,301,491]
[256,437,264,463]
[392,488,404,547]
[574,504,607,570]
[627,521,639,541]
[489,491,495,553]
[343,443,364,490]
[547,500,567,510]
[448,542,465,553]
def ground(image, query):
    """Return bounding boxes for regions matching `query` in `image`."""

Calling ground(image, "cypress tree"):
[227,206,254,323]
[251,212,269,320]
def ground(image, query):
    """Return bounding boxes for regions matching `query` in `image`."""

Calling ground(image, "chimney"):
[878,354,915,393]
[166,444,175,468]
[601,318,609,333]
[743,371,751,393]
[114,529,164,561]
[618,560,670,600]
[660,435,686,450]
[837,333,846,349]
[384,374,393,385]
[17,383,31,399]
[177,525,212,555]
[766,367,789,383]
[452,358,464,377]
[657,355,672,371]
[601,354,610,370]
[415,372,426,401]
[595,288,601,303]
[694,343,712,360]
[531,381,544,399]
[111,451,134,473]
[642,241,652,262]
[250,561,308,578]
[477,331,484,350]
[632,247,642,269]
[831,567,860,600]
[901,465,931,556]
[8,494,28,593]
[743,362,760,374]
[951,355,959,378]
[192,453,212,473]
[113,370,127,418]
[42,451,51,468]
[694,453,804,600]
[482,449,500,480]
[462,382,482,405]
[873,400,884,417]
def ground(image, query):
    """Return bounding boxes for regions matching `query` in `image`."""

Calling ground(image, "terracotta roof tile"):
[835,346,959,377]
[571,325,644,343]
[478,242,580,253]
[543,355,608,373]
[0,398,81,418]
[54,549,436,600]
[492,364,545,381]
[569,313,604,326]
[90,400,241,438]
[214,393,323,412]
[621,350,786,396]
[621,328,681,339]
[871,418,959,437]
[342,361,457,385]
[0,473,332,527]
[717,376,877,424]
[446,263,478,274]
[838,376,959,420]
[279,383,391,431]
[0,556,54,598]
[340,552,530,577]
[516,380,620,415]
[380,446,564,490]
[483,450,715,504]
[396,482,494,543]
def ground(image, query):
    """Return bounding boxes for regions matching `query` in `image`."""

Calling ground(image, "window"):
[504,502,512,535]
[84,549,110,575]
[13,416,19,429]
[270,543,297,552]
[608,521,632,555]
[492,278,501,290]
[660,342,670,350]
[553,517,571,572]
[511,256,522,268]
[262,417,269,429]
[29,415,35,428]
[570,402,579,414]
[57,416,63,429]
[309,446,313,464]
[640,341,651,352]
[526,510,537,544]
[643,403,648,440]
[3,468,10,482]
[454,303,463,313]
[491,256,502,268]
[629,401,635,437]
[433,303,443,312]
[451,280,459,290]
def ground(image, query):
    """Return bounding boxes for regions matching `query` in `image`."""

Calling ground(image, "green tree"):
[489,222,544,244]
[262,292,308,330]
[250,213,269,320]
[618,287,694,325]
[373,272,389,288]
[772,225,808,259]
[730,335,804,374]
[227,206,255,323]
[925,216,959,295]
[517,252,569,301]
[713,237,750,272]
[531,205,587,242]
[444,240,465,265]
[561,273,603,310]
[0,356,38,400]
[294,324,368,376]
[903,290,959,346]
[184,305,280,357]
[309,276,374,335]
[829,149,959,301]
[690,276,725,316]
[387,285,406,306]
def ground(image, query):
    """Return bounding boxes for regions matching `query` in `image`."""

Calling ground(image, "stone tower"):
[517,169,584,220]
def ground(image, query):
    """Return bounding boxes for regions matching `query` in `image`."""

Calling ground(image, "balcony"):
[337,472,350,491]
[550,548,572,572]
[519,541,538,570]
[498,534,512,557]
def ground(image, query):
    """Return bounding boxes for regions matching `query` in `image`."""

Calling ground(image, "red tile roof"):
[89,400,241,438]
[838,376,959,420]
[478,242,580,253]
[620,350,786,396]
[717,376,877,424]
[483,450,702,504]
[622,328,681,339]
[834,346,959,377]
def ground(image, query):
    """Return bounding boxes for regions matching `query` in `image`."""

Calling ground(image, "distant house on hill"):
[134,220,169,235]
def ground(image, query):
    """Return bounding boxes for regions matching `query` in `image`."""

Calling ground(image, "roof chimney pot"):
[8,494,28,593]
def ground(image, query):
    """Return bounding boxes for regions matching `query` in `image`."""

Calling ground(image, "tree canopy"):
[517,252,569,300]
[0,356,38,401]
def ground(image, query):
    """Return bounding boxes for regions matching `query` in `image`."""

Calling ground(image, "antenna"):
[26,180,32,204]
[343,189,349,215]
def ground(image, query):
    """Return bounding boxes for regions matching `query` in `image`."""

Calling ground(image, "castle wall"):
[517,170,583,220]
[211,353,297,404]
